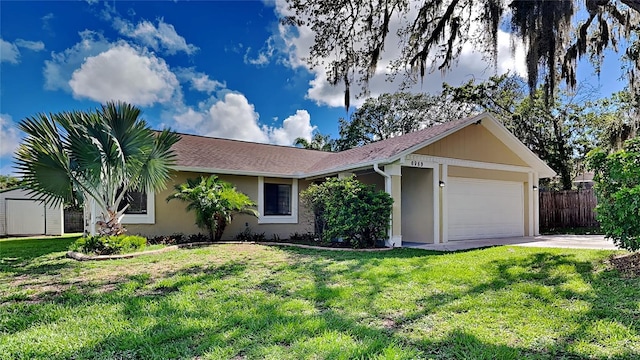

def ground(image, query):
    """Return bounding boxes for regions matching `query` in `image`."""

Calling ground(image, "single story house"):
[120,112,555,247]
[573,171,595,189]
[0,188,64,236]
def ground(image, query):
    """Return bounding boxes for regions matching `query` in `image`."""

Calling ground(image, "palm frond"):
[138,129,181,193]
[15,114,75,206]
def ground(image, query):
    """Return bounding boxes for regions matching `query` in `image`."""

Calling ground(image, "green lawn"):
[0,238,638,359]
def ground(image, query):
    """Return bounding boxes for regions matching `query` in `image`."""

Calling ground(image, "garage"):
[0,188,64,236]
[448,177,524,241]
[6,199,45,235]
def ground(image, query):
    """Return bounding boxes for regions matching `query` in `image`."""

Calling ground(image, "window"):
[118,189,155,224]
[258,177,298,224]
[264,183,291,216]
[119,190,147,214]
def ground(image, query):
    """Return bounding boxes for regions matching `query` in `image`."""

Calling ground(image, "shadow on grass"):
[0,237,79,275]
[2,245,639,359]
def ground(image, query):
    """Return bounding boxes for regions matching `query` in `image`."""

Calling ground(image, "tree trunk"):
[96,209,127,236]
[552,117,573,190]
[214,215,227,241]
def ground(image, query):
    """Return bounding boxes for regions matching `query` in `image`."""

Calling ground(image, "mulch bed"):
[609,252,640,277]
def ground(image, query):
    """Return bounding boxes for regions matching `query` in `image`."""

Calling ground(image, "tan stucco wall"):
[414,124,528,166]
[126,171,313,240]
[401,167,434,243]
[447,166,528,182]
[447,166,532,236]
[355,171,385,191]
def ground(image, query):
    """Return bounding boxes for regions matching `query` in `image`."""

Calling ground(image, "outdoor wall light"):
[439,180,446,188]
[533,185,539,191]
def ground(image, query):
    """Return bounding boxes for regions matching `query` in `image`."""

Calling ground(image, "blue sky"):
[0,0,627,175]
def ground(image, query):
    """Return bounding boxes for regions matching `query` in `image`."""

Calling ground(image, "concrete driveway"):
[403,235,620,251]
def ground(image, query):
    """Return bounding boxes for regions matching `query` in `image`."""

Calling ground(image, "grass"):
[0,238,638,359]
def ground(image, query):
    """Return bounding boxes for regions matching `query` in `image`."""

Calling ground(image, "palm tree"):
[14,101,181,236]
[294,132,336,152]
[167,175,258,241]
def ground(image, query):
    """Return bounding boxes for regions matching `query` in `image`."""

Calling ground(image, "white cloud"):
[273,0,527,108]
[69,43,179,106]
[175,67,225,94]
[1,38,45,64]
[41,13,54,32]
[267,110,315,145]
[113,17,198,55]
[0,114,21,158]
[0,39,20,64]
[191,74,224,93]
[244,36,277,66]
[173,107,205,129]
[172,93,316,146]
[15,39,45,51]
[44,30,113,91]
[244,48,270,66]
[174,93,268,142]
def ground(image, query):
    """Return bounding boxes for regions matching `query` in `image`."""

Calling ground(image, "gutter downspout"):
[373,163,393,244]
[373,163,391,194]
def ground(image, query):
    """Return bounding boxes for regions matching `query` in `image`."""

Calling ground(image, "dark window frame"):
[118,190,148,215]
[264,183,292,216]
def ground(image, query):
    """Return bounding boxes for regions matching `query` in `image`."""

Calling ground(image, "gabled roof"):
[170,112,556,178]
[304,115,479,176]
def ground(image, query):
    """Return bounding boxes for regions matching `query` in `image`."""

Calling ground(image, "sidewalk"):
[403,235,620,251]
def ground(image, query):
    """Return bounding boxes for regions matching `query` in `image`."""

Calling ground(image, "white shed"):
[0,188,64,236]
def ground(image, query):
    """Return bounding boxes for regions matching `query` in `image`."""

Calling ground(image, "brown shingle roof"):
[306,116,477,174]
[171,133,333,176]
[170,115,479,177]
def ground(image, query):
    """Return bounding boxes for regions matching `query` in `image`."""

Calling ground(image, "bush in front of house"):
[166,175,259,241]
[301,176,393,248]
[234,228,267,242]
[289,232,319,243]
[69,235,147,255]
[588,137,640,251]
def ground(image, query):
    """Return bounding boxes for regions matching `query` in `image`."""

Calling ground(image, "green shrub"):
[234,228,266,242]
[301,176,393,248]
[69,235,147,255]
[187,233,209,243]
[167,175,258,241]
[289,232,319,243]
[588,137,640,251]
[147,233,186,245]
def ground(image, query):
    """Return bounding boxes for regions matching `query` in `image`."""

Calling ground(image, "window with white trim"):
[119,190,147,215]
[120,189,155,224]
[258,177,298,224]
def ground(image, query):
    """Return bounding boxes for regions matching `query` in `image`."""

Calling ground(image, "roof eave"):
[170,166,305,179]
[302,158,397,179]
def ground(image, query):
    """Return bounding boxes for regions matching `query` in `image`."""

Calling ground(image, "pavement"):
[403,235,621,251]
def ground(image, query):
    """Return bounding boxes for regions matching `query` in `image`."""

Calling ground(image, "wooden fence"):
[539,189,599,229]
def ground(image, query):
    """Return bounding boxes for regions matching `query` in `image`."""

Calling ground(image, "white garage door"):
[448,178,524,241]
[6,199,45,235]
